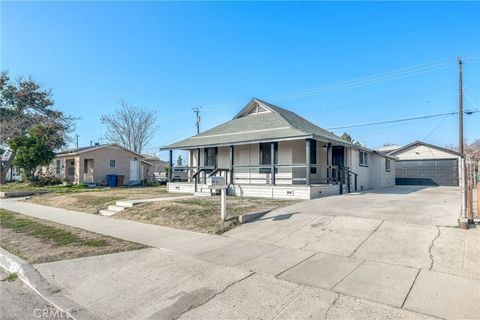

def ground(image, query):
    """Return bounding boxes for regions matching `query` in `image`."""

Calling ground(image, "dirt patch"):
[115,196,300,234]
[0,209,146,264]
[27,186,187,214]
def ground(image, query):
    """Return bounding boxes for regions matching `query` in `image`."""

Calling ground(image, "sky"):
[1,1,479,160]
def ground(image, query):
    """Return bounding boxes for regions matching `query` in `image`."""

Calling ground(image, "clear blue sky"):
[2,1,479,160]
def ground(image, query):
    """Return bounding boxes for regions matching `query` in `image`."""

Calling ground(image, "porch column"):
[168,150,173,182]
[196,149,200,170]
[327,143,332,183]
[229,145,234,184]
[306,139,311,185]
[271,142,276,185]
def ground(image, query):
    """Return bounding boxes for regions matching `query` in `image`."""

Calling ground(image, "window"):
[385,159,391,172]
[359,150,368,166]
[55,160,61,175]
[309,140,317,174]
[204,148,217,167]
[259,142,278,173]
[110,160,116,168]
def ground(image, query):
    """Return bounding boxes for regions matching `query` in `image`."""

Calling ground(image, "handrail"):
[208,168,229,177]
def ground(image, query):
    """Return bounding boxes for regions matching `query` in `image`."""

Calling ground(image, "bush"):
[31,175,62,187]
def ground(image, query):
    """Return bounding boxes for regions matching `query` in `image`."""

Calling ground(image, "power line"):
[327,110,479,130]
[200,56,465,112]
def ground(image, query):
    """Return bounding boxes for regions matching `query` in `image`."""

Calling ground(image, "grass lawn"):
[115,196,300,234]
[26,185,187,214]
[0,209,146,264]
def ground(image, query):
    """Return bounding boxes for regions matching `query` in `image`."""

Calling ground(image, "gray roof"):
[162,98,357,150]
[57,143,144,158]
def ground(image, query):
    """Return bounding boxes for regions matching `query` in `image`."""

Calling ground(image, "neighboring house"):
[141,155,169,182]
[161,98,396,199]
[387,141,463,186]
[44,143,145,185]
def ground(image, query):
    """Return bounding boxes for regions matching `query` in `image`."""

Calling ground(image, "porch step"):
[99,209,118,216]
[115,201,135,208]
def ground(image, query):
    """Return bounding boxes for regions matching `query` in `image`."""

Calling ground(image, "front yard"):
[26,185,185,214]
[0,209,146,263]
[115,196,300,234]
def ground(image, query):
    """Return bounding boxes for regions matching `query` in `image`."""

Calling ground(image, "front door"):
[130,159,139,181]
[332,146,345,167]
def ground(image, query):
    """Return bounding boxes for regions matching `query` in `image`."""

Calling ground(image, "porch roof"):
[161,98,357,150]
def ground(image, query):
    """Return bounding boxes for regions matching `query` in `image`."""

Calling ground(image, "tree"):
[101,100,157,154]
[340,132,362,146]
[0,71,72,184]
[446,139,480,161]
[176,155,183,167]
[11,125,56,181]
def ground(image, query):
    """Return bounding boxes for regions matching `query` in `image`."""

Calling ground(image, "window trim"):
[385,158,391,172]
[359,150,369,167]
[109,159,116,168]
[55,160,61,175]
[259,142,278,174]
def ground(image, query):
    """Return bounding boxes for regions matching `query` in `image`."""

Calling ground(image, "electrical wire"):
[327,110,479,130]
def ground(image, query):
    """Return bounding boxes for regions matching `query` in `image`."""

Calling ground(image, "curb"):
[0,248,95,320]
[238,210,270,224]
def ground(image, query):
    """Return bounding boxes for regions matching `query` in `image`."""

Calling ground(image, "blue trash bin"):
[106,174,117,187]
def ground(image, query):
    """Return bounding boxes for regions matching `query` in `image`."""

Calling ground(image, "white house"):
[161,98,396,199]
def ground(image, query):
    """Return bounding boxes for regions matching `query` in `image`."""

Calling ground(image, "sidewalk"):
[0,198,235,256]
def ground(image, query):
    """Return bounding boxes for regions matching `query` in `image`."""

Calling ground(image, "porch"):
[165,138,359,199]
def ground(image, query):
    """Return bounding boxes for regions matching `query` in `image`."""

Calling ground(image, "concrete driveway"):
[275,185,461,226]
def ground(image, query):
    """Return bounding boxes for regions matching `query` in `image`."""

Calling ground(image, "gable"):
[393,143,460,160]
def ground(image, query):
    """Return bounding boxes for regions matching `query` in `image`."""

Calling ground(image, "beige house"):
[162,98,396,199]
[46,144,145,185]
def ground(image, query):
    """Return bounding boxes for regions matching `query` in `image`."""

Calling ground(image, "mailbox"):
[206,176,227,189]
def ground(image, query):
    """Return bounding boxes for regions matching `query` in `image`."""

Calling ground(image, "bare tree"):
[101,100,157,153]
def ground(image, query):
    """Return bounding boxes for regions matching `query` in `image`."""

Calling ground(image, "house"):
[161,98,396,199]
[141,155,169,181]
[44,143,145,185]
[387,141,463,186]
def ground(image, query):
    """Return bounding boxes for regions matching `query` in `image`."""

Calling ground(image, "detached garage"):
[389,141,462,186]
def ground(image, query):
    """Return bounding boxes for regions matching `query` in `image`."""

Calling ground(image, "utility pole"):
[458,57,464,154]
[75,134,79,149]
[457,57,471,226]
[193,107,201,134]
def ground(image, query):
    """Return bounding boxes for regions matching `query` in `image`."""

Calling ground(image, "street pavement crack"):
[323,293,340,320]
[428,226,441,271]
[401,268,421,308]
[172,272,255,320]
[349,220,384,257]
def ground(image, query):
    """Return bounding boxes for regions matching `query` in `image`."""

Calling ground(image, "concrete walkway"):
[1,196,479,320]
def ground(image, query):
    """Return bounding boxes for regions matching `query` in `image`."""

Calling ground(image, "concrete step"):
[115,201,135,208]
[194,191,212,197]
[107,205,126,212]
[99,209,118,216]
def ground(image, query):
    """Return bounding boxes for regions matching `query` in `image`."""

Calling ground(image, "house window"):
[385,159,391,172]
[259,142,278,173]
[359,150,368,166]
[310,140,317,174]
[204,148,217,167]
[110,160,116,168]
[55,160,61,175]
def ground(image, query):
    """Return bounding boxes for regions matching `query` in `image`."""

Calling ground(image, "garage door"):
[395,159,458,186]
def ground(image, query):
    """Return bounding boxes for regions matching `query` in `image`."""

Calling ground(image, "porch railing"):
[168,164,358,194]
